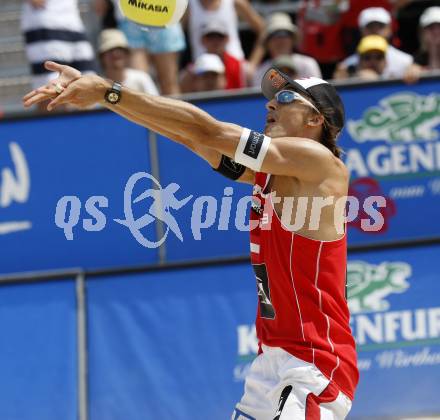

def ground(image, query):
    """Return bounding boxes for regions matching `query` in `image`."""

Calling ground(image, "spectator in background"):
[252,13,321,87]
[414,7,440,71]
[180,19,247,92]
[297,0,397,79]
[94,0,185,95]
[271,55,298,79]
[193,53,226,92]
[187,0,265,69]
[98,29,158,95]
[351,35,388,80]
[94,0,117,29]
[296,0,348,79]
[21,0,96,107]
[339,0,394,55]
[394,0,438,55]
[334,7,414,80]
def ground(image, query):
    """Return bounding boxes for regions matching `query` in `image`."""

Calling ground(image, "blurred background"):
[0,0,440,419]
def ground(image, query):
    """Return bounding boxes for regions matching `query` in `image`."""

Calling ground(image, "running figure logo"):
[115,172,192,248]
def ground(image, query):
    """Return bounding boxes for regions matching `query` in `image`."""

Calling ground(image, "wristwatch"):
[104,81,122,104]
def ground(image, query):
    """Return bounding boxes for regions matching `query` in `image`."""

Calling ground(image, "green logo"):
[347,261,411,314]
[347,93,440,142]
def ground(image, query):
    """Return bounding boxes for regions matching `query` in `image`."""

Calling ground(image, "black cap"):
[261,67,345,132]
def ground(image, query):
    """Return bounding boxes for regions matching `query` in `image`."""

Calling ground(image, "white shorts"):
[232,345,352,420]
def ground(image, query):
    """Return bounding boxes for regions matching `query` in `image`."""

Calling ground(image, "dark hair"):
[321,121,342,158]
[307,106,343,159]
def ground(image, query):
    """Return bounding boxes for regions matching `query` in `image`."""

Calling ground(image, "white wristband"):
[234,128,271,172]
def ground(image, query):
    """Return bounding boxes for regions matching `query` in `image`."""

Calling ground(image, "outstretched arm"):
[99,82,341,183]
[22,63,254,183]
[23,64,341,183]
[130,109,255,185]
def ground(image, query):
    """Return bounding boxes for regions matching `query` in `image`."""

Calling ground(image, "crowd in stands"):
[21,0,440,100]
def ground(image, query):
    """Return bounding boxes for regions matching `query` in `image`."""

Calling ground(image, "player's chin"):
[263,123,273,136]
[264,123,281,137]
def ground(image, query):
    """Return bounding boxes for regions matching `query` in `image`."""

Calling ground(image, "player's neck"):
[292,125,322,143]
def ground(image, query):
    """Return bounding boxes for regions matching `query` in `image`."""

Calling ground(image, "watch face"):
[108,92,119,103]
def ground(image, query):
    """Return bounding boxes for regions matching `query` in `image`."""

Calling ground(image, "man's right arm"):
[111,105,255,185]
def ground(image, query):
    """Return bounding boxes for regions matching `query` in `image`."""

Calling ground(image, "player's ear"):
[307,113,325,127]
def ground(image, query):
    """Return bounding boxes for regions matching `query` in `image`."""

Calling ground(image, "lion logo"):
[347,93,440,142]
[347,261,411,313]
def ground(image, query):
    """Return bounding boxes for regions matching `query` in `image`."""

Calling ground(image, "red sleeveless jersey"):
[249,172,359,400]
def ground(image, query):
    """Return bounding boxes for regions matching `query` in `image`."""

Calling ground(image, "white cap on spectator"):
[419,7,440,28]
[98,29,129,54]
[358,7,391,28]
[201,20,228,37]
[265,13,298,40]
[272,55,298,73]
[194,54,225,75]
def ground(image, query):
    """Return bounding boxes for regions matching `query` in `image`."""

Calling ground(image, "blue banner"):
[0,112,158,274]
[347,244,440,418]
[1,78,439,273]
[86,245,440,419]
[339,79,440,245]
[0,279,77,420]
[87,264,256,420]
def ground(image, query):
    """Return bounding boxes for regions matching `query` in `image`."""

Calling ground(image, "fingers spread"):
[23,85,60,107]
[23,89,39,102]
[23,92,50,107]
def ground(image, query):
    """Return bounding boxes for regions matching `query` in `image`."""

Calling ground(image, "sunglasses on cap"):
[261,66,345,132]
[275,90,320,113]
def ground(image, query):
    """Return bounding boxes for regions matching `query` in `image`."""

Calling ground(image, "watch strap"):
[105,81,122,104]
[111,81,122,93]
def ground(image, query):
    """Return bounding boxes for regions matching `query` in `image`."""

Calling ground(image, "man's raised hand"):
[22,61,82,109]
[46,74,109,111]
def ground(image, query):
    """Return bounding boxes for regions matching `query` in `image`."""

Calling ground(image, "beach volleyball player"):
[23,62,359,419]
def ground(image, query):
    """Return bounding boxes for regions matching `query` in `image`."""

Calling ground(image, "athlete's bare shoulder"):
[325,155,349,196]
[303,138,349,188]
[332,154,349,180]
